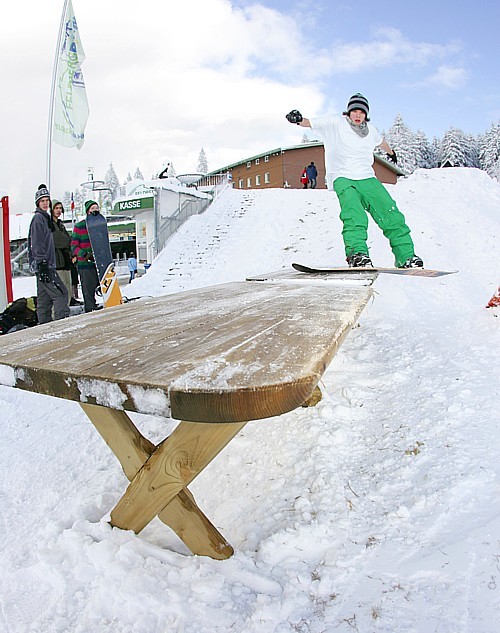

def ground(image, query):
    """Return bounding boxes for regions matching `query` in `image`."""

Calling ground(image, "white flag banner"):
[52,0,89,149]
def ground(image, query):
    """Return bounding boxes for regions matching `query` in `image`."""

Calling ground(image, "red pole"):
[2,196,13,304]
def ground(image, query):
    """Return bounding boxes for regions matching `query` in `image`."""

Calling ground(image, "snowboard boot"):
[399,256,424,269]
[347,253,373,268]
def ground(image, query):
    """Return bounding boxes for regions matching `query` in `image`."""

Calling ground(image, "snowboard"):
[292,263,457,278]
[86,212,123,308]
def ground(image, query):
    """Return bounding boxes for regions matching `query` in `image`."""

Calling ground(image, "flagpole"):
[46,0,70,189]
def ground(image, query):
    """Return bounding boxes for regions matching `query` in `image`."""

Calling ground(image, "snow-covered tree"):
[134,166,144,180]
[384,114,419,174]
[479,122,500,176]
[439,128,468,167]
[103,162,120,208]
[414,131,436,169]
[167,162,176,177]
[464,134,480,168]
[301,132,310,143]
[197,148,208,174]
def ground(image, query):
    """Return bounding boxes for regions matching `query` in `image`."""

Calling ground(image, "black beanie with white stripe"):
[344,93,370,117]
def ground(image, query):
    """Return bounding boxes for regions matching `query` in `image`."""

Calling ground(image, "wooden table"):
[0,273,375,558]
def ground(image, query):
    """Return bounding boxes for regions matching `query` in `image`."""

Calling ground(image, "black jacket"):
[52,218,72,270]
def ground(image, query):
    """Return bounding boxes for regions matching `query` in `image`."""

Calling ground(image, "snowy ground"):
[1,168,499,632]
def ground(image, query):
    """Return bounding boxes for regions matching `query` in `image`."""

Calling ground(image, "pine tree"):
[479,122,500,176]
[167,162,176,177]
[384,114,419,174]
[62,191,72,211]
[414,131,436,169]
[104,162,120,209]
[197,148,208,174]
[464,134,479,168]
[74,188,85,216]
[440,128,468,167]
[134,167,144,180]
[301,132,310,143]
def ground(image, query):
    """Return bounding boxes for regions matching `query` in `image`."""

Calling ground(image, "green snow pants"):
[333,177,415,267]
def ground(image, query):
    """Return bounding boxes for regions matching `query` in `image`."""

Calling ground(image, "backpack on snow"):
[0,297,38,335]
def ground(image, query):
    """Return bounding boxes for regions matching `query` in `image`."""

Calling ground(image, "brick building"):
[206,141,404,189]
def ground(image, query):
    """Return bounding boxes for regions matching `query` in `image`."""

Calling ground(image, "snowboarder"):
[28,184,70,324]
[286,94,424,268]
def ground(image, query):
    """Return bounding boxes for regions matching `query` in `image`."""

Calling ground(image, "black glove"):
[286,110,303,124]
[37,260,51,283]
[85,252,95,262]
[388,149,398,164]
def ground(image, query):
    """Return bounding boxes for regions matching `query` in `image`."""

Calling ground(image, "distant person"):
[28,184,70,323]
[51,200,73,306]
[128,252,138,283]
[306,161,318,189]
[300,167,308,189]
[70,259,82,306]
[71,200,101,312]
[286,94,423,268]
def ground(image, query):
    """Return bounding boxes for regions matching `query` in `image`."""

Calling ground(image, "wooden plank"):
[80,403,234,559]
[0,280,373,422]
[110,420,247,534]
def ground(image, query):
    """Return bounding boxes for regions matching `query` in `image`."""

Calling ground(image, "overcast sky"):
[1,0,498,214]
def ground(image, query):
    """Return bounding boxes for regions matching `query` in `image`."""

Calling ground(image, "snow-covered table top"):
[0,274,376,558]
[0,276,374,423]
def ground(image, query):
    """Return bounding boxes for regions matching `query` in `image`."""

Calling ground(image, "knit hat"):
[52,199,64,212]
[84,200,98,213]
[35,183,50,206]
[345,93,369,117]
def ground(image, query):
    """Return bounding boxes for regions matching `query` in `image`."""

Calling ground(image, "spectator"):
[70,260,82,306]
[306,161,318,189]
[71,200,101,312]
[51,200,72,306]
[128,252,138,283]
[27,184,70,323]
[300,167,308,189]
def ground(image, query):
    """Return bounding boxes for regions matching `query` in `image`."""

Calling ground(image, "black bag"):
[0,297,38,335]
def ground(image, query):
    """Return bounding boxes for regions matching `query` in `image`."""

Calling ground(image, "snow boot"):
[399,255,424,269]
[347,253,373,268]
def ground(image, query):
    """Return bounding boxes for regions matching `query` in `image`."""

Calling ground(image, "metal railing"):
[146,173,233,261]
[10,241,31,277]
[152,197,211,257]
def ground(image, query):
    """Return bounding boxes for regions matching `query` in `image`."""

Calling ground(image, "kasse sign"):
[115,197,154,212]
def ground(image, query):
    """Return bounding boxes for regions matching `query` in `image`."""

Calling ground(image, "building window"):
[238,179,244,189]
[247,177,251,188]
[264,155,269,162]
[264,172,270,184]
[256,175,261,186]
[255,158,260,165]
[246,161,251,169]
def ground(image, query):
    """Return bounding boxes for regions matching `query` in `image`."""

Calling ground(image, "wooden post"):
[80,403,237,559]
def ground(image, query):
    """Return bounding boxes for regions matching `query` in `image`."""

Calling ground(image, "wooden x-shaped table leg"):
[80,403,246,559]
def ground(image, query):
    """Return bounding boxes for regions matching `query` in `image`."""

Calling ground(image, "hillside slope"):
[0,168,498,633]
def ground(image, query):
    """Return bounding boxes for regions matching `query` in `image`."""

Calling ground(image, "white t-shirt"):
[310,114,383,187]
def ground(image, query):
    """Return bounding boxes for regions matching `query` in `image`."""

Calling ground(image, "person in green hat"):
[70,200,101,312]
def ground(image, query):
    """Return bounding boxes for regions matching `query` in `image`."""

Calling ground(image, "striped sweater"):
[71,218,95,269]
